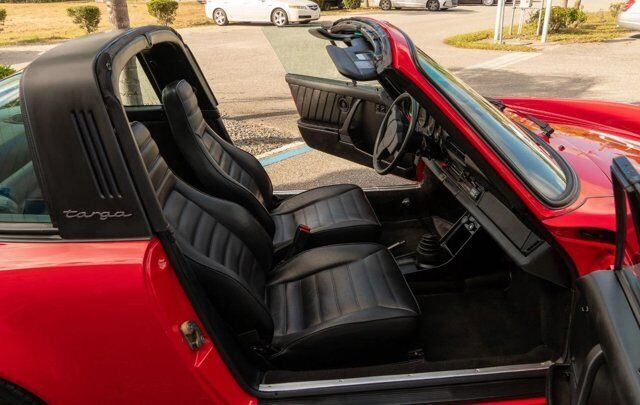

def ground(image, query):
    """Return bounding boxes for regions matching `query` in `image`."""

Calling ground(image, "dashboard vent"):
[71,110,122,199]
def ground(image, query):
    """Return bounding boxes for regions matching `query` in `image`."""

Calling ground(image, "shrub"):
[527,6,586,32]
[312,0,327,10]
[67,6,100,34]
[0,8,6,30]
[342,0,360,9]
[0,65,15,79]
[609,1,625,16]
[147,0,179,26]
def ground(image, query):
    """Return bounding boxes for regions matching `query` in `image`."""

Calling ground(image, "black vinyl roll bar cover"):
[611,156,640,270]
[19,26,215,239]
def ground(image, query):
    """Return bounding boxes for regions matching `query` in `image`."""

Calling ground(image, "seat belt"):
[286,224,312,260]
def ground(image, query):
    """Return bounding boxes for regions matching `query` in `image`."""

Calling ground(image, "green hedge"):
[0,65,16,80]
[342,0,360,8]
[147,0,179,26]
[528,6,586,32]
[67,5,100,33]
[609,1,625,16]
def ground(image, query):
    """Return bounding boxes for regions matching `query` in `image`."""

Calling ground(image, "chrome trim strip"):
[259,361,553,392]
[272,183,421,197]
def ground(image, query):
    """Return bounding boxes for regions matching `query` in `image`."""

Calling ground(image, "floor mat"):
[417,289,544,361]
[379,218,428,257]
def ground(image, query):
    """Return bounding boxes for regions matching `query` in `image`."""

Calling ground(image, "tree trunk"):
[364,0,369,7]
[560,0,569,7]
[105,0,143,106]
[105,0,130,30]
[573,0,581,8]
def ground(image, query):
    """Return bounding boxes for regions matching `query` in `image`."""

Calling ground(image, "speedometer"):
[426,116,436,135]
[417,109,427,128]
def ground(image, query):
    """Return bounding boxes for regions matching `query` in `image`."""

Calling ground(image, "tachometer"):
[426,116,436,135]
[417,109,427,128]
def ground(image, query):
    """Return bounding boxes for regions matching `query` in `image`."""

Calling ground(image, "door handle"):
[338,98,362,144]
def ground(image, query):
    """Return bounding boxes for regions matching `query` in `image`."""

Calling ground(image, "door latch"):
[180,320,205,350]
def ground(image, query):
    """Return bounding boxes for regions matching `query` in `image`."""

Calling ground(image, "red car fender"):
[0,238,255,404]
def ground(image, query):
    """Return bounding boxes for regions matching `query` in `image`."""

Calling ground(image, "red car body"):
[0,18,639,405]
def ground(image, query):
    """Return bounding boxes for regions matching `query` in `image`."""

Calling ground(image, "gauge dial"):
[426,116,436,135]
[434,126,442,143]
[417,109,427,128]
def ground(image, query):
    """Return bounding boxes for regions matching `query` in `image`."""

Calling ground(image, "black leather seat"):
[161,80,381,253]
[130,121,419,368]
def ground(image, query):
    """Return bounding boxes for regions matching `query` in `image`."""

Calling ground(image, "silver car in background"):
[375,0,458,11]
[618,0,640,30]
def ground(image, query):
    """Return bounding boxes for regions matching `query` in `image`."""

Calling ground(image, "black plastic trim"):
[577,271,640,404]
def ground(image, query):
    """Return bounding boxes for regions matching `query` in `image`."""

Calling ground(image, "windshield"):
[415,49,569,204]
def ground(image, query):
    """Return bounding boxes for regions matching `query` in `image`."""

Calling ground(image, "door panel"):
[286,73,415,178]
[222,0,241,20]
[244,0,266,21]
[548,156,640,405]
[548,270,640,405]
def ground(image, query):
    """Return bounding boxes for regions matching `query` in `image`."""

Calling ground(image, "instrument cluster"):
[415,107,447,158]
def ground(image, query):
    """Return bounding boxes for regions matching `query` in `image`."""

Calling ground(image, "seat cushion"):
[271,184,381,252]
[266,243,419,368]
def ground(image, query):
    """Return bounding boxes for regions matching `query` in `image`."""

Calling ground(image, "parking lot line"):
[466,52,541,70]
[258,142,312,166]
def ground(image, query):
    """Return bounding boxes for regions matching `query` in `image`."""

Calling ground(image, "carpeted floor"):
[417,289,545,361]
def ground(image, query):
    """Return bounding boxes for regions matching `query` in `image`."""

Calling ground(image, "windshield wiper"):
[487,97,554,137]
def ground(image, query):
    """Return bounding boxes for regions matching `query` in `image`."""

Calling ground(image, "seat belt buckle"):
[286,224,311,259]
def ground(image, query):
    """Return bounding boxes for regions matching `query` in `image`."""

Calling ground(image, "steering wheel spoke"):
[373,93,419,175]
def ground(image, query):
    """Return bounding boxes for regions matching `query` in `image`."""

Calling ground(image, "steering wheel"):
[373,93,419,175]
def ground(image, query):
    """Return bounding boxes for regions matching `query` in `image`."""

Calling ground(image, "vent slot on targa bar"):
[71,110,122,199]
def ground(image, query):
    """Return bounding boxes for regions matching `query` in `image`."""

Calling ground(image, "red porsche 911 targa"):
[0,17,639,405]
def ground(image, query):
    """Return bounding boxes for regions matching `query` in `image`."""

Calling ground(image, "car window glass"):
[262,25,379,89]
[415,49,568,203]
[0,74,51,223]
[118,57,161,106]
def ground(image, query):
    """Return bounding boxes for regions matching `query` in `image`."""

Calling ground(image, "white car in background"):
[617,0,640,30]
[374,0,458,11]
[206,0,321,27]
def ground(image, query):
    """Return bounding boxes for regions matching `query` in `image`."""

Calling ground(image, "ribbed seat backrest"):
[131,121,275,342]
[162,80,276,236]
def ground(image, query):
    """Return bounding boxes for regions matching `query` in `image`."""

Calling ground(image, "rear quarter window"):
[0,74,50,223]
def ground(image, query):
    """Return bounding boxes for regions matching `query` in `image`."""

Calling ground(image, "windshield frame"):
[406,39,578,208]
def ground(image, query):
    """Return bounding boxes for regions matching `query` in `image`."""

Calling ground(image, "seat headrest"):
[164,79,195,101]
[162,79,206,138]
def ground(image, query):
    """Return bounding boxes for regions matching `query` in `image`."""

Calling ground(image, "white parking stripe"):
[465,51,541,71]
[255,141,306,160]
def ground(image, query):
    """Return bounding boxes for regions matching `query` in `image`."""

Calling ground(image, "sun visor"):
[326,44,377,81]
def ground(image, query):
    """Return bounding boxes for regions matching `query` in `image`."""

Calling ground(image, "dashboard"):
[413,106,487,206]
[410,105,567,286]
